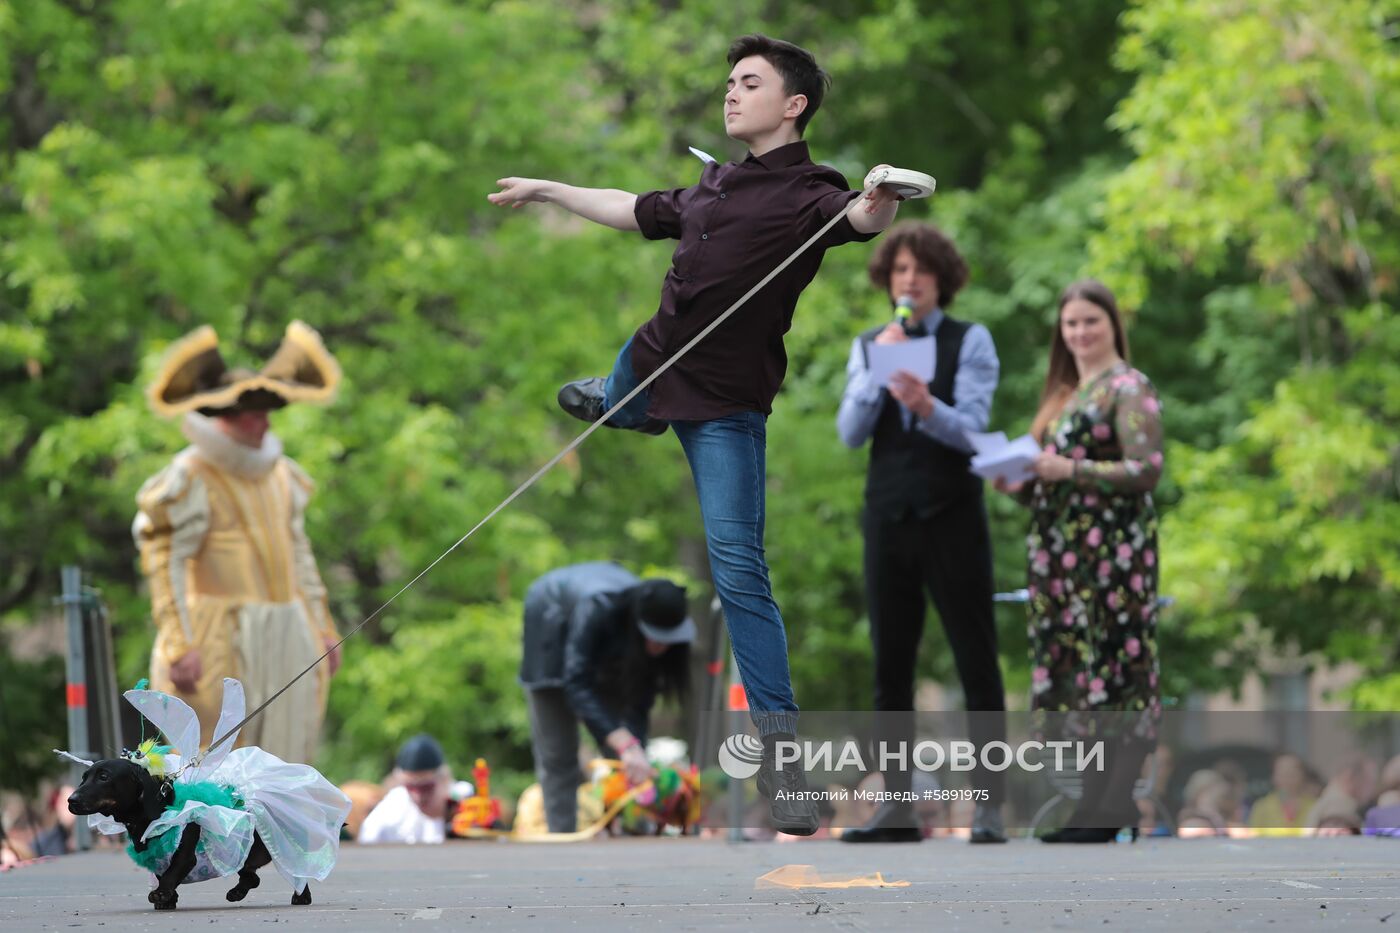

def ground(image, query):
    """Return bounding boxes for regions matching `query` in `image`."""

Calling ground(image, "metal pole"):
[59,566,92,851]
[696,596,727,769]
[87,593,124,759]
[725,649,745,844]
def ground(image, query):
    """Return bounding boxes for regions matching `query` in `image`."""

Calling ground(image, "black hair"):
[596,616,690,711]
[727,34,830,136]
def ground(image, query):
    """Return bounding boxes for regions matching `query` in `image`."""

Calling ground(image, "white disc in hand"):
[870,167,936,199]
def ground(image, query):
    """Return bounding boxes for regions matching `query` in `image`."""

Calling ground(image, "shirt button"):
[719,193,727,199]
[701,233,709,240]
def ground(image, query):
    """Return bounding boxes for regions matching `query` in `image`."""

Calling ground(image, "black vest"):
[861,315,982,521]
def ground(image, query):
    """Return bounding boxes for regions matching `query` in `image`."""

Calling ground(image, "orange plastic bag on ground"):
[755,864,910,889]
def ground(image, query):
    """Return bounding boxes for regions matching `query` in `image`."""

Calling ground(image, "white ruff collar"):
[182,413,284,479]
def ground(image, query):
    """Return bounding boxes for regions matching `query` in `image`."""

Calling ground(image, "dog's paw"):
[226,886,247,902]
[291,887,312,906]
[149,890,178,911]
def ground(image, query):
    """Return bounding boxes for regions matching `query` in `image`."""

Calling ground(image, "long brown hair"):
[1030,279,1130,441]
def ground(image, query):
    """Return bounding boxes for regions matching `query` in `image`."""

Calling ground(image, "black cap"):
[631,579,695,645]
[395,734,445,772]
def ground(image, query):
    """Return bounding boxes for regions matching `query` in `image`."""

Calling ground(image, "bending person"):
[518,563,693,834]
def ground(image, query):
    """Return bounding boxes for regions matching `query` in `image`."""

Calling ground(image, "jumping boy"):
[490,34,902,833]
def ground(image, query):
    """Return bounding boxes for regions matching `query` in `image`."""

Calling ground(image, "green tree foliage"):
[1093,0,1400,703]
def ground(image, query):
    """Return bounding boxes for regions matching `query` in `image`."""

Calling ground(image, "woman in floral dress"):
[997,279,1164,843]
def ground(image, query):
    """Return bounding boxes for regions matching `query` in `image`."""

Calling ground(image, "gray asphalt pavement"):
[3,836,1397,931]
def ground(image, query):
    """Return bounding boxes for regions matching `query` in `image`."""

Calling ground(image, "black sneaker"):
[755,742,819,836]
[557,377,668,435]
[969,802,1007,844]
[840,801,921,843]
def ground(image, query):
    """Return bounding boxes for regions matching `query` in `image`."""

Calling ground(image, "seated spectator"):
[358,734,459,845]
[339,780,386,840]
[1177,769,1238,837]
[0,805,46,862]
[1362,754,1400,838]
[1307,756,1378,836]
[1136,745,1176,837]
[1248,753,1315,837]
[1363,789,1400,837]
[1211,758,1250,824]
[1382,754,1400,794]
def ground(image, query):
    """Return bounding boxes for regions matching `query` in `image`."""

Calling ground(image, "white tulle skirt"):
[90,679,350,893]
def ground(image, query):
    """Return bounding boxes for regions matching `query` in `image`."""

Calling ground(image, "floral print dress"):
[1026,363,1164,726]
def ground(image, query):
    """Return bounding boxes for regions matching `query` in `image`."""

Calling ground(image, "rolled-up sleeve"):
[837,336,884,448]
[914,323,999,454]
[634,187,691,240]
[805,186,879,248]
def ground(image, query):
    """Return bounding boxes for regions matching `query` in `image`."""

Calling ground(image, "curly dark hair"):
[866,221,970,310]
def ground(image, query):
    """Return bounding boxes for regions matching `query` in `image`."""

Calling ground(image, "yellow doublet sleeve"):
[285,458,338,642]
[132,456,211,663]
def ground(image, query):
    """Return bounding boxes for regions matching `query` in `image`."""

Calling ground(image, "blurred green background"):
[2,0,1396,794]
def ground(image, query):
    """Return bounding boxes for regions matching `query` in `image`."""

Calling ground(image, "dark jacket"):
[518,562,653,747]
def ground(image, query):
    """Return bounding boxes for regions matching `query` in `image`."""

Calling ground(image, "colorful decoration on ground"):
[593,761,701,835]
[450,758,504,834]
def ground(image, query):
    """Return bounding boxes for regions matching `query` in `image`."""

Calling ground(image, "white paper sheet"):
[965,430,1009,456]
[968,433,1041,484]
[866,335,935,387]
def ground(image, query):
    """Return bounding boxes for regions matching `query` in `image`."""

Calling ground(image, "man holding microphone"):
[837,221,1007,844]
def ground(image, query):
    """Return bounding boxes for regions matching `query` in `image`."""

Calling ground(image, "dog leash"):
[183,169,903,774]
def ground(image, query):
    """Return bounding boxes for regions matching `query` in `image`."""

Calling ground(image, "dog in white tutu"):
[61,678,350,911]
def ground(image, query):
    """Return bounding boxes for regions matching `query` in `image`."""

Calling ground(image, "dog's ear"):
[134,763,176,818]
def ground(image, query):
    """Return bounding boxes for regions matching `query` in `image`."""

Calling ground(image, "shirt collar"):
[909,306,944,333]
[743,140,811,170]
[182,412,283,479]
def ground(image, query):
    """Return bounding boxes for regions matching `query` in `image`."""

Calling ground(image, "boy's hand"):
[888,370,934,419]
[873,323,907,345]
[488,177,554,208]
[861,163,905,213]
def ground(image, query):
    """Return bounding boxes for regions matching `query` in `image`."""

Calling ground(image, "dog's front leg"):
[148,824,202,911]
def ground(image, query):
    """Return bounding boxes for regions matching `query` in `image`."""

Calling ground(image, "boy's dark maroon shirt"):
[630,141,876,421]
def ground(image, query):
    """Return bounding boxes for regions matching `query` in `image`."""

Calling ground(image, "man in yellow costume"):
[134,321,343,763]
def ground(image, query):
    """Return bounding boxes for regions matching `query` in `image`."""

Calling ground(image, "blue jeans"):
[603,338,798,736]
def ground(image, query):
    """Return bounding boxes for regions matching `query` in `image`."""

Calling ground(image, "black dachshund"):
[67,757,312,911]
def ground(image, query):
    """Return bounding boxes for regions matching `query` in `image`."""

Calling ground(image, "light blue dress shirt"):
[836,309,1000,455]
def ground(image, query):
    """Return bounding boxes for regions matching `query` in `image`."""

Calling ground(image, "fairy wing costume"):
[85,678,350,892]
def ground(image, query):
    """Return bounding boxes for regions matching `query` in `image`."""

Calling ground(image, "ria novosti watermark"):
[717,733,1105,780]
[700,710,1400,830]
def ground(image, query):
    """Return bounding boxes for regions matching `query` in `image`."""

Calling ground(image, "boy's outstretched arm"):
[488,177,641,232]
[847,164,903,235]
